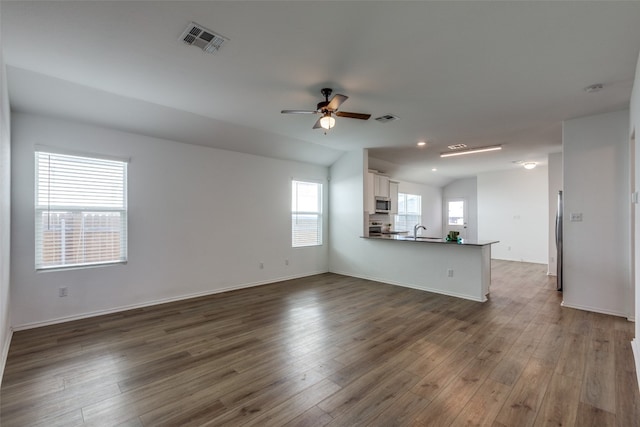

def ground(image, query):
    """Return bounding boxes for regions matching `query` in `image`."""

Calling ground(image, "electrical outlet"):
[59,287,68,297]
[259,262,264,269]
[447,269,454,278]
[570,213,583,222]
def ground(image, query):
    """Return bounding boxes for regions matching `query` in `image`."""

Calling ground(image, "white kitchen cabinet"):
[389,181,399,215]
[374,175,390,198]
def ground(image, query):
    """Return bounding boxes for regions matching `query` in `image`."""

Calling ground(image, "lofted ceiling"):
[3,1,640,186]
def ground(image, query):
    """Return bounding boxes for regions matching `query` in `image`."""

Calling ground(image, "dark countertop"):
[363,234,499,247]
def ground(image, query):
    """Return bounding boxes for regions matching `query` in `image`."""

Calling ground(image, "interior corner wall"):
[0,8,13,385]
[477,168,548,264]
[10,113,329,329]
[562,109,630,318]
[548,153,563,275]
[442,178,478,241]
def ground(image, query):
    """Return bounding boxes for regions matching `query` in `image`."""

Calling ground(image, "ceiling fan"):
[281,88,371,130]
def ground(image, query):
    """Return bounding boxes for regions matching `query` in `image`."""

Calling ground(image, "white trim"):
[11,271,328,331]
[560,300,628,318]
[0,327,13,386]
[632,338,640,393]
[35,145,131,163]
[329,269,487,303]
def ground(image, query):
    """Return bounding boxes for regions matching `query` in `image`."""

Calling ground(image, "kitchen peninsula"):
[361,234,498,302]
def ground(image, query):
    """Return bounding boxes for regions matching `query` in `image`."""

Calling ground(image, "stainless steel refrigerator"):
[555,190,563,291]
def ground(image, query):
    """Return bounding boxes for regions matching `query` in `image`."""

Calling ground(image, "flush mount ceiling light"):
[319,112,335,130]
[440,145,502,158]
[523,162,537,170]
[417,141,427,147]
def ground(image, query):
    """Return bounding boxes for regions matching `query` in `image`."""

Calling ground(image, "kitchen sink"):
[398,236,443,241]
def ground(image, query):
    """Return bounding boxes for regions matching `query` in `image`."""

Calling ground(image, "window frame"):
[394,192,422,233]
[34,149,129,271]
[291,179,323,248]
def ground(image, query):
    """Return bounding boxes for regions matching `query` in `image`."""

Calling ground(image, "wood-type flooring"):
[1,260,639,426]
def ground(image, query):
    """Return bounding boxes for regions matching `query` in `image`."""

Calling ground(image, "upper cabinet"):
[374,174,390,198]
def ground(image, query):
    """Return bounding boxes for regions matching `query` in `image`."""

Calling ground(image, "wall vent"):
[375,114,399,123]
[180,22,228,54]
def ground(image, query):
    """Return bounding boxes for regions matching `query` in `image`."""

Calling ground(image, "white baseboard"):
[329,269,486,302]
[560,301,628,318]
[632,339,640,393]
[0,327,13,387]
[12,271,328,331]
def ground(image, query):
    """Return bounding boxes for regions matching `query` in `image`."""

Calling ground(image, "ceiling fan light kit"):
[319,114,335,130]
[440,145,502,158]
[282,88,371,131]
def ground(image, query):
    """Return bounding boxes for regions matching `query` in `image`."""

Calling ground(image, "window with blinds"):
[292,180,322,247]
[394,193,422,232]
[35,151,128,270]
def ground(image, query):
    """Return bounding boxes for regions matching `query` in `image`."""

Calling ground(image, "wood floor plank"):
[532,373,581,427]
[1,261,638,426]
[493,357,554,427]
[581,325,616,413]
[450,378,512,427]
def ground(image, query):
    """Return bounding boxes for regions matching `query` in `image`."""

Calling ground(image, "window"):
[448,199,465,225]
[292,180,322,247]
[395,193,422,232]
[35,151,128,270]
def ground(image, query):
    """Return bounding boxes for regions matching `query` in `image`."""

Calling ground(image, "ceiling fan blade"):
[281,109,318,114]
[336,111,371,120]
[312,117,323,129]
[326,94,348,111]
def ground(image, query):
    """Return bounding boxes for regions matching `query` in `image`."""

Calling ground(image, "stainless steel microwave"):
[375,198,391,213]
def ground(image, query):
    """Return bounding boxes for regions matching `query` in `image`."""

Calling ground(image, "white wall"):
[477,167,548,264]
[0,6,13,384]
[396,181,442,237]
[562,109,630,318]
[548,153,563,275]
[10,113,329,328]
[443,178,478,241]
[629,51,640,385]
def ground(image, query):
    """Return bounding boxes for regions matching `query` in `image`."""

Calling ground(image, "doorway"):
[446,198,467,238]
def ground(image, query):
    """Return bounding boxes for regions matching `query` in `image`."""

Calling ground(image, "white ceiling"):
[3,1,640,186]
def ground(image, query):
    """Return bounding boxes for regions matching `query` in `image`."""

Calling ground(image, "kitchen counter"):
[363,234,499,247]
[360,233,499,302]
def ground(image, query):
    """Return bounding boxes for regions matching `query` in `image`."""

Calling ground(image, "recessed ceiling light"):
[584,83,604,93]
[523,162,537,170]
[417,141,427,147]
[432,168,437,172]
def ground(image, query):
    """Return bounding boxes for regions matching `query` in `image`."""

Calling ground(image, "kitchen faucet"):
[413,224,427,238]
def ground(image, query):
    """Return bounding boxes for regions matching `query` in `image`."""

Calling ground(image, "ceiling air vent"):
[180,22,228,54]
[447,144,468,150]
[375,114,399,123]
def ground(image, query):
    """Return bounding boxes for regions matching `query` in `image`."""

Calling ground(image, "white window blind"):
[35,151,128,270]
[292,180,322,247]
[394,193,422,232]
